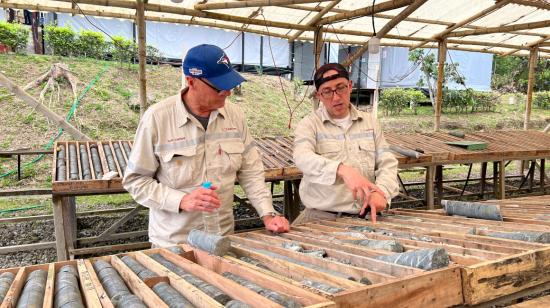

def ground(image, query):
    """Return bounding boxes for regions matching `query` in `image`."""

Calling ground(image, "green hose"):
[0,204,45,215]
[0,62,110,179]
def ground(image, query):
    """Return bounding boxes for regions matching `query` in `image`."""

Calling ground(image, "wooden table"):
[50,131,550,261]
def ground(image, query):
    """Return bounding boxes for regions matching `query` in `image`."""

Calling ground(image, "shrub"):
[110,36,136,66]
[75,30,106,59]
[380,88,425,115]
[44,24,76,56]
[0,21,29,53]
[444,89,499,113]
[443,89,473,113]
[471,91,499,112]
[534,91,550,109]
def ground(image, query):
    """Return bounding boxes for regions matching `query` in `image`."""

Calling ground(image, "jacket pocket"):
[220,142,245,173]
[316,140,343,161]
[159,146,198,188]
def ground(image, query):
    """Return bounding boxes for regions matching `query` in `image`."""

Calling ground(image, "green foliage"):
[109,36,136,66]
[492,55,550,92]
[44,24,76,56]
[95,88,110,101]
[380,88,425,115]
[534,91,550,109]
[0,21,29,53]
[75,30,106,59]
[443,89,498,113]
[115,85,132,100]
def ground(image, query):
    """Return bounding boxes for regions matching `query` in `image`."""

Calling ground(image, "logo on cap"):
[189,68,203,76]
[217,54,231,68]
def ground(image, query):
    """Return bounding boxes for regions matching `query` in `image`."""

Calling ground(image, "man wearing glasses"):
[123,44,289,247]
[292,63,399,225]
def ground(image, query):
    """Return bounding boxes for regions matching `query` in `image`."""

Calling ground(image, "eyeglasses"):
[318,84,348,99]
[200,78,224,94]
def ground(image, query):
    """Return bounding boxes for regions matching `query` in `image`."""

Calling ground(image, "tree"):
[492,55,550,92]
[408,49,465,108]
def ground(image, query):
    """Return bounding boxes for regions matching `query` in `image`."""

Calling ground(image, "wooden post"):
[434,39,446,131]
[435,165,443,205]
[528,160,535,192]
[425,166,435,209]
[480,162,487,199]
[312,26,324,110]
[541,159,545,193]
[492,161,498,198]
[52,195,77,261]
[499,161,505,199]
[524,46,538,130]
[283,180,301,223]
[136,0,148,118]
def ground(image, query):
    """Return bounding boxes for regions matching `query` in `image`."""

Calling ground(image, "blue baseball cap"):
[183,44,245,91]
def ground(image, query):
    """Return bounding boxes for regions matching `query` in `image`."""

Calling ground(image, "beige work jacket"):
[123,89,274,247]
[293,105,399,213]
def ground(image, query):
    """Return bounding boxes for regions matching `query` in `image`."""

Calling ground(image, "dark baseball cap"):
[183,44,245,91]
[314,63,350,89]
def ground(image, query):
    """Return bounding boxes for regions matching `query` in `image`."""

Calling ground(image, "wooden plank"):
[461,247,550,305]
[76,259,102,308]
[134,251,224,308]
[83,259,114,308]
[157,249,287,307]
[190,247,335,307]
[242,231,421,277]
[110,255,168,308]
[52,195,68,261]
[332,266,463,307]
[230,235,396,283]
[41,263,55,308]
[0,267,25,308]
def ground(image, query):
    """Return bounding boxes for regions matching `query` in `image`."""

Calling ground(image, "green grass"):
[77,194,135,207]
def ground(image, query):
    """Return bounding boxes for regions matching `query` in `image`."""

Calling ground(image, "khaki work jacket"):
[293,105,399,213]
[123,89,274,247]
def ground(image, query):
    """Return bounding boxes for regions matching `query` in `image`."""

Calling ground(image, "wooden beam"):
[50,0,312,31]
[502,35,550,56]
[287,4,547,38]
[317,0,414,26]
[195,0,331,10]
[510,0,550,10]
[288,0,341,42]
[410,0,513,50]
[434,40,447,132]
[0,72,91,140]
[447,19,550,38]
[342,0,428,67]
[136,0,147,118]
[313,26,324,69]
[524,46,538,130]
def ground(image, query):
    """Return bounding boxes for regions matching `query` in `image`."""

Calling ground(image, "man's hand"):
[360,191,387,223]
[262,214,290,233]
[179,187,221,212]
[337,164,386,223]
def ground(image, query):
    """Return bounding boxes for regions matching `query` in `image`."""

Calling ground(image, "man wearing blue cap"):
[123,44,289,247]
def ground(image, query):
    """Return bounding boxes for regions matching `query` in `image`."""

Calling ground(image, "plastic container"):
[201,181,221,235]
